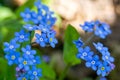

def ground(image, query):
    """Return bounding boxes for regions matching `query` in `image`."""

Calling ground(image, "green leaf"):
[63,24,81,66]
[15,0,35,17]
[0,58,16,80]
[41,0,53,6]
[0,6,16,22]
[0,58,7,80]
[38,61,56,80]
[0,19,22,42]
[0,19,22,54]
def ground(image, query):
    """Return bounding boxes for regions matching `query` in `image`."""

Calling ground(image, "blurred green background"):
[0,0,120,80]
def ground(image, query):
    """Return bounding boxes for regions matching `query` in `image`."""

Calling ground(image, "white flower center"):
[29,26,33,29]
[20,35,24,39]
[99,30,102,34]
[40,38,43,41]
[33,71,37,76]
[91,60,95,64]
[38,16,42,20]
[82,52,87,56]
[85,26,89,29]
[26,14,30,18]
[33,60,36,63]
[105,56,108,59]
[98,46,102,50]
[9,45,14,49]
[43,28,47,32]
[11,55,15,60]
[26,51,30,55]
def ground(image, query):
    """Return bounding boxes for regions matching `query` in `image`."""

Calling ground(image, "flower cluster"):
[4,38,42,80]
[4,0,57,80]
[74,20,115,77]
[80,20,111,39]
[21,0,58,48]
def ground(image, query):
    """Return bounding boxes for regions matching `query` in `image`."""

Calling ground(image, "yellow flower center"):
[50,38,53,42]
[33,71,37,75]
[47,21,50,25]
[101,67,105,70]
[22,77,26,80]
[11,55,15,60]
[23,61,27,65]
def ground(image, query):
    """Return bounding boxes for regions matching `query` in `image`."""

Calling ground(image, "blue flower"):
[47,30,58,48]
[76,46,94,60]
[22,45,36,59]
[42,55,50,63]
[43,5,54,17]
[73,38,84,48]
[37,24,49,33]
[97,62,111,77]
[17,74,29,80]
[32,56,41,65]
[42,16,56,28]
[16,67,26,78]
[20,8,32,22]
[102,52,114,63]
[34,1,46,10]
[100,77,107,80]
[93,42,114,63]
[93,42,104,53]
[5,51,20,65]
[4,39,20,52]
[35,33,48,47]
[23,24,36,31]
[94,20,111,39]
[80,21,95,32]
[31,11,44,24]
[15,29,30,43]
[85,55,100,71]
[109,63,115,70]
[18,56,33,71]
[28,66,42,80]
[34,1,56,28]
[93,42,110,55]
[93,42,109,55]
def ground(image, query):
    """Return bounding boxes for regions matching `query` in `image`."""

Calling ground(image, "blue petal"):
[102,71,106,77]
[85,62,91,67]
[97,70,101,75]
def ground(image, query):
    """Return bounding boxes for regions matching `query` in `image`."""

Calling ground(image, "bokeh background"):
[0,0,120,80]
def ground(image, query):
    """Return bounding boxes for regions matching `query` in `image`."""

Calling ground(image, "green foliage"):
[0,19,22,55]
[38,61,56,80]
[41,0,62,27]
[0,58,16,80]
[0,6,16,22]
[0,58,7,79]
[15,0,35,18]
[63,24,81,66]
[41,0,53,6]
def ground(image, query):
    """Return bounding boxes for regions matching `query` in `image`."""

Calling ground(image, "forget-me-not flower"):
[4,39,20,52]
[15,29,30,43]
[5,51,20,65]
[77,46,94,60]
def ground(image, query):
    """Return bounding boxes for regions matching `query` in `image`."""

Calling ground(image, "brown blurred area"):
[50,0,120,80]
[5,0,120,80]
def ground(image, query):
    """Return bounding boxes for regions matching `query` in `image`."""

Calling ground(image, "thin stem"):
[29,31,32,44]
[19,43,23,52]
[59,64,70,80]
[83,34,95,47]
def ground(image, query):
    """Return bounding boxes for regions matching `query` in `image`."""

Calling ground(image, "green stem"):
[29,31,32,44]
[59,64,70,80]
[83,34,95,47]
[19,43,23,52]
